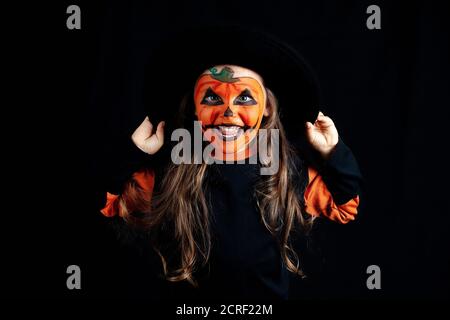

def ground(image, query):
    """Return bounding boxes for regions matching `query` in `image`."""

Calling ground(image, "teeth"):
[219,126,239,134]
[217,126,243,140]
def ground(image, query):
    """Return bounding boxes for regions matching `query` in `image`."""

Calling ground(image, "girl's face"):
[194,65,267,160]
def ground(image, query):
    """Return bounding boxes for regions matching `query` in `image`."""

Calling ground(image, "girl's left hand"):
[305,111,339,159]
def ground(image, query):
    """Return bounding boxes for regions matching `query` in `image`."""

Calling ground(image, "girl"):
[101,63,361,299]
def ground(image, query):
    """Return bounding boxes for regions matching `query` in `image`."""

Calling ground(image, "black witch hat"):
[143,25,320,146]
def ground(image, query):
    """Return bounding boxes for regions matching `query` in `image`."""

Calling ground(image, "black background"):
[6,0,449,302]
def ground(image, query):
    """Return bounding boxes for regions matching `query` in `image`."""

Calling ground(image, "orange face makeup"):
[194,66,266,160]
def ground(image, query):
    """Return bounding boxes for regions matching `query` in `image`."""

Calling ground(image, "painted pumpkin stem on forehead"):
[209,66,240,83]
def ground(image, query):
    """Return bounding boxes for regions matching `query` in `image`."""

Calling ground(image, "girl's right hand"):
[131,116,165,154]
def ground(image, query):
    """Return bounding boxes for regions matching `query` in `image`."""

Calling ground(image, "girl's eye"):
[205,95,221,103]
[235,95,257,105]
[201,89,224,105]
[238,96,252,102]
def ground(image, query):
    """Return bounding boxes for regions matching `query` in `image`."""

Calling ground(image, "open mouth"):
[204,124,252,141]
[216,125,244,141]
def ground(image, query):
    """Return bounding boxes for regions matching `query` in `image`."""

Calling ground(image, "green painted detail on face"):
[209,66,240,83]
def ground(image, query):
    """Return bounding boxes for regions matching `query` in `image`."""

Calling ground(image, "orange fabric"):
[132,169,155,193]
[100,169,155,218]
[101,192,120,217]
[304,167,359,224]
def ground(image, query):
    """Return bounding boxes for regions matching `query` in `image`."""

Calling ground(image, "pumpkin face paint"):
[194,65,266,160]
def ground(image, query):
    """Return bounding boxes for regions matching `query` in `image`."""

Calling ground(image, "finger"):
[314,111,323,124]
[314,111,324,119]
[315,114,334,127]
[305,122,315,141]
[139,116,154,134]
[316,115,332,124]
[145,116,154,133]
[144,123,164,154]
[132,116,153,143]
[155,121,165,142]
[315,111,327,121]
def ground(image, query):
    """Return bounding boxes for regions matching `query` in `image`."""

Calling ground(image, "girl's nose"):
[224,106,234,117]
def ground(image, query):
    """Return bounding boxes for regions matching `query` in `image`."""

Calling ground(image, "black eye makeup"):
[233,89,257,105]
[201,87,224,106]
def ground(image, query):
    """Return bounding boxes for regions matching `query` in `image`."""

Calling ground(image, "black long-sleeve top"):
[100,138,362,300]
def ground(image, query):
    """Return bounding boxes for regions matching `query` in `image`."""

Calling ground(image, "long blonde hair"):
[118,88,315,286]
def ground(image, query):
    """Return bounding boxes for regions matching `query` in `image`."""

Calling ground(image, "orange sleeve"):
[100,168,155,218]
[304,167,359,224]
